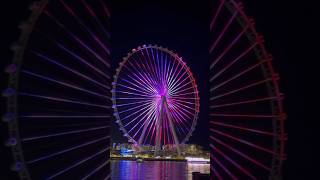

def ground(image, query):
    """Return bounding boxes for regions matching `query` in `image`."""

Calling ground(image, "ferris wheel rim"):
[111,44,200,145]
[4,1,49,179]
[209,0,286,179]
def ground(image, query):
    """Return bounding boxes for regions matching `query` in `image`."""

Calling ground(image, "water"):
[111,160,210,180]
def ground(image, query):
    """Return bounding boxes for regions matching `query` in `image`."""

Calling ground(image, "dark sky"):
[1,0,317,179]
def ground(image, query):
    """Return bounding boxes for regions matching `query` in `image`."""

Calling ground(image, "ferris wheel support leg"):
[163,98,181,157]
[154,97,165,157]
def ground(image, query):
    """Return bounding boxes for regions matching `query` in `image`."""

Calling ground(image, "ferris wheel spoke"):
[137,68,159,92]
[167,117,174,145]
[32,51,110,90]
[122,74,155,94]
[210,58,271,92]
[117,79,154,96]
[209,10,238,55]
[128,58,158,90]
[162,54,169,83]
[140,49,159,83]
[19,92,110,109]
[99,0,110,18]
[210,121,276,136]
[164,104,181,154]
[211,129,276,155]
[22,126,108,142]
[166,57,176,89]
[150,47,162,82]
[168,112,187,138]
[172,98,196,106]
[82,160,110,180]
[127,104,155,134]
[166,61,181,90]
[211,165,223,180]
[210,24,250,70]
[169,105,191,133]
[210,152,238,180]
[171,113,192,135]
[165,56,178,87]
[46,147,109,180]
[80,0,111,39]
[115,90,155,98]
[26,136,110,164]
[168,66,188,92]
[157,48,163,83]
[59,0,110,55]
[210,0,226,31]
[210,41,258,81]
[138,108,157,144]
[211,144,257,179]
[22,70,109,99]
[115,99,153,107]
[123,66,157,93]
[135,52,158,86]
[44,11,110,68]
[211,121,275,136]
[170,91,196,97]
[143,115,157,145]
[155,47,163,84]
[117,97,155,100]
[104,175,111,180]
[210,136,271,171]
[120,102,154,122]
[33,28,110,79]
[168,72,191,93]
[167,62,184,90]
[150,120,157,145]
[171,100,196,115]
[170,84,193,97]
[131,108,156,140]
[162,51,169,86]
[210,96,279,109]
[169,80,193,95]
[172,100,196,112]
[20,115,110,119]
[210,77,273,101]
[171,102,194,119]
[162,51,168,85]
[146,48,161,82]
[118,101,153,115]
[168,108,186,134]
[169,86,194,96]
[56,43,110,79]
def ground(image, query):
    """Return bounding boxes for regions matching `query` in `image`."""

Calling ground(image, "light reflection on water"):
[111,160,210,180]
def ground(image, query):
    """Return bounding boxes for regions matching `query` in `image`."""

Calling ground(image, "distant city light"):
[185,157,210,162]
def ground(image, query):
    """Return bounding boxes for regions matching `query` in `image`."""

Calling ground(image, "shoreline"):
[110,156,187,162]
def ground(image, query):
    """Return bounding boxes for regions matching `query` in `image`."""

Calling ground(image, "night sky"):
[1,0,316,179]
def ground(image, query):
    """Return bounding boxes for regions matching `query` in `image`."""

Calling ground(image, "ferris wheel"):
[208,0,287,179]
[112,45,200,156]
[3,0,112,179]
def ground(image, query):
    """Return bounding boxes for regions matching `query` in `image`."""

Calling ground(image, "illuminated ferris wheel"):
[208,0,287,179]
[112,45,200,156]
[3,0,112,179]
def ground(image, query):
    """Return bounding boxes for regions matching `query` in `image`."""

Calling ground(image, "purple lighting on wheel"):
[112,45,200,153]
